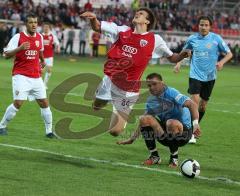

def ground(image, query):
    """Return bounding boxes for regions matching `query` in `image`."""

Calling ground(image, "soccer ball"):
[180,159,200,178]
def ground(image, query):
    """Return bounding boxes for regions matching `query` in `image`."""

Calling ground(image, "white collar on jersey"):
[42,32,52,36]
[133,31,149,35]
[23,31,37,37]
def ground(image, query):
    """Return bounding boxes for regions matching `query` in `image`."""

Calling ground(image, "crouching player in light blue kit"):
[117,73,201,168]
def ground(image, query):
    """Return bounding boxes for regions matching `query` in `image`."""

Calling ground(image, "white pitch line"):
[0,143,240,186]
[208,109,240,115]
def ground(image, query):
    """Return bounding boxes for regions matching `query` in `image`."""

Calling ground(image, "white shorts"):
[44,57,53,67]
[12,75,47,101]
[95,75,139,114]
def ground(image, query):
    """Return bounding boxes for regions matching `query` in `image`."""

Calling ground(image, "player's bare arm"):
[167,49,191,63]
[117,125,141,145]
[173,61,182,73]
[183,99,201,138]
[39,51,46,68]
[80,12,101,32]
[216,51,233,71]
[4,42,30,59]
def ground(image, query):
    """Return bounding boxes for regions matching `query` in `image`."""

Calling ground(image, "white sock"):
[40,107,52,134]
[44,72,51,86]
[0,104,18,128]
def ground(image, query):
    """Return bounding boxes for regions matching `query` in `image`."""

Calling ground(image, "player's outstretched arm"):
[39,51,46,69]
[80,12,101,32]
[4,42,30,59]
[173,61,182,73]
[117,125,141,145]
[167,49,191,63]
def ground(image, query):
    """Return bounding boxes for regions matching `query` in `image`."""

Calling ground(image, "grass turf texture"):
[0,56,240,195]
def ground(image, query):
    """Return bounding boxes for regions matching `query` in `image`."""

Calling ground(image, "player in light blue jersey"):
[174,16,232,143]
[117,73,200,168]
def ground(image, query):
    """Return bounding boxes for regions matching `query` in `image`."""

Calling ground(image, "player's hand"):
[40,61,46,69]
[173,63,181,73]
[116,138,134,145]
[56,46,61,54]
[180,49,191,58]
[193,124,201,139]
[80,12,97,20]
[20,42,30,50]
[216,61,224,71]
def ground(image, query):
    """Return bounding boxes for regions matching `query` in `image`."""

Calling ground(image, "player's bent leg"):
[157,119,182,168]
[139,115,165,136]
[166,119,183,135]
[108,110,128,136]
[36,99,54,138]
[36,98,49,108]
[199,99,208,122]
[190,94,200,105]
[168,145,179,168]
[139,115,163,165]
[92,98,108,111]
[0,100,23,134]
[43,66,52,89]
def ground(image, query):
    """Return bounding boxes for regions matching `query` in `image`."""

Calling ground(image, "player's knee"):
[109,128,123,137]
[38,99,49,108]
[139,115,153,127]
[166,119,182,134]
[47,68,52,73]
[199,104,206,112]
[13,101,23,109]
[92,100,107,111]
[92,103,101,111]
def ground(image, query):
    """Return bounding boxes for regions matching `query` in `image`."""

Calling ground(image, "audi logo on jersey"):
[25,50,38,56]
[122,45,137,55]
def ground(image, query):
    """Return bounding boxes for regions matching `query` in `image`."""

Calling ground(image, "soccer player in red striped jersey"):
[0,13,55,138]
[42,22,60,89]
[81,8,190,137]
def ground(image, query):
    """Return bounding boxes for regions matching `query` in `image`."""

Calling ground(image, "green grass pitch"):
[0,56,240,196]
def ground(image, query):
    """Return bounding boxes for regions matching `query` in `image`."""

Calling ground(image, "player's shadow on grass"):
[45,156,95,169]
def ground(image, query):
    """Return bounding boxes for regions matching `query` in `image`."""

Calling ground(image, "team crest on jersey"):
[35,41,39,47]
[140,39,148,47]
[206,43,212,49]
[15,90,19,96]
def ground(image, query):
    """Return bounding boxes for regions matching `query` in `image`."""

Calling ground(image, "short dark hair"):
[136,7,156,31]
[25,13,38,23]
[197,15,213,26]
[146,73,163,81]
[43,22,51,25]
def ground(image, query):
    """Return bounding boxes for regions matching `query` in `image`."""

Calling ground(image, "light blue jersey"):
[146,86,192,128]
[184,32,230,81]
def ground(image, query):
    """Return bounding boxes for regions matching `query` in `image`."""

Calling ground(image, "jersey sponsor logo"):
[122,45,137,54]
[25,50,38,56]
[35,41,39,47]
[25,50,38,59]
[140,39,148,47]
[122,45,137,57]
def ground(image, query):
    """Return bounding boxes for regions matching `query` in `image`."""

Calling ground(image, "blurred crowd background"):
[0,0,239,64]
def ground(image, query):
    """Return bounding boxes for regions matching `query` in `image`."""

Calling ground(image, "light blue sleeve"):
[216,35,230,53]
[168,88,190,106]
[183,35,194,50]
